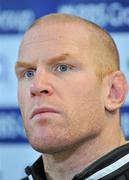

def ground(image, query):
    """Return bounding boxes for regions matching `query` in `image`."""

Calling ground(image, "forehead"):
[22,22,91,46]
[18,22,96,65]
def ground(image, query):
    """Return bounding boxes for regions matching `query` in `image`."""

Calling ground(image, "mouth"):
[30,107,60,120]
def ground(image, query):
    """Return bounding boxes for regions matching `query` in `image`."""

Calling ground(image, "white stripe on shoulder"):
[86,153,129,180]
[28,174,33,180]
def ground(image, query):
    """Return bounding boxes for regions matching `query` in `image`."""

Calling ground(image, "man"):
[15,13,128,180]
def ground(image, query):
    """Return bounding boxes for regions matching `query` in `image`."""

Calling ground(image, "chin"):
[25,127,72,154]
[28,134,73,155]
[30,141,69,154]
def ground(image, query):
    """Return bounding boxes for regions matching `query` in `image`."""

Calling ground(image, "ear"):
[104,71,128,112]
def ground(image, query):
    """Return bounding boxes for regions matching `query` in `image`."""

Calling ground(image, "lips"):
[30,107,60,119]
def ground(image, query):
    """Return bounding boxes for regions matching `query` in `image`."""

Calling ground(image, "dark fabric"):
[20,177,29,180]
[21,143,129,180]
[73,143,129,179]
[21,156,47,180]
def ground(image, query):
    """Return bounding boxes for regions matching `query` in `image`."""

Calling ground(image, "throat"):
[43,145,120,179]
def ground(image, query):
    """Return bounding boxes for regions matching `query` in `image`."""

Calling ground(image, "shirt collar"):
[25,143,129,180]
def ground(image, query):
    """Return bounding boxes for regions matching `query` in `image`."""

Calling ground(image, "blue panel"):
[0,108,28,143]
[121,106,129,140]
[0,0,129,34]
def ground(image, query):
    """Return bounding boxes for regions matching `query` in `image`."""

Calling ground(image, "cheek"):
[18,83,25,106]
[66,79,101,106]
[18,82,30,118]
[18,81,30,102]
[67,88,102,120]
[64,80,104,129]
[65,96,104,142]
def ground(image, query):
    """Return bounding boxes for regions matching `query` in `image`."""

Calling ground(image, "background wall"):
[0,1,129,179]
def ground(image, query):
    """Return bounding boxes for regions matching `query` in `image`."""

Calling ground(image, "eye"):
[55,64,72,72]
[24,69,36,78]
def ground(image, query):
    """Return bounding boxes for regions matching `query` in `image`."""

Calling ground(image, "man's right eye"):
[24,69,36,78]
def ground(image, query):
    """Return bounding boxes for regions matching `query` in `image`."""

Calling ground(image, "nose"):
[30,71,54,97]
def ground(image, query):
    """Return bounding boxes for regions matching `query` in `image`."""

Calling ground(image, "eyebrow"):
[15,53,71,70]
[15,61,34,70]
[48,53,71,64]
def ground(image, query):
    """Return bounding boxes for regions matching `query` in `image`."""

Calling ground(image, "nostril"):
[31,92,36,97]
[31,90,49,96]
[41,90,49,94]
[30,82,53,97]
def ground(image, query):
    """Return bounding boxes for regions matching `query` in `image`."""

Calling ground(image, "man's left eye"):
[55,64,72,72]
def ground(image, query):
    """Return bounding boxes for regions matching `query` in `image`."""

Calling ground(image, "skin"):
[15,15,128,180]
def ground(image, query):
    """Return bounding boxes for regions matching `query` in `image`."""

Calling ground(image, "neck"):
[42,126,125,180]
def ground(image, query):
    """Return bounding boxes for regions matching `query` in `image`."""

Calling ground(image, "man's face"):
[16,22,107,153]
